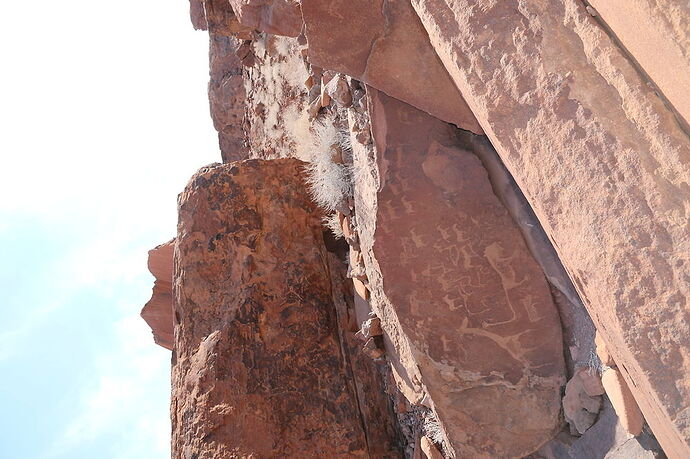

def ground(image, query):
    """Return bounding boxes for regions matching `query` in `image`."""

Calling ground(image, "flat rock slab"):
[368,90,566,457]
[301,0,482,134]
[172,159,401,457]
[410,1,690,455]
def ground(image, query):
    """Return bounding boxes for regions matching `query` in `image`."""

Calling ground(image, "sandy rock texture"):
[411,1,690,455]
[587,0,690,128]
[300,0,482,134]
[171,159,401,457]
[209,34,248,162]
[141,240,175,350]
[228,0,302,37]
[356,89,566,458]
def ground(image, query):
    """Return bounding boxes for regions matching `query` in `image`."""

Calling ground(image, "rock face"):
[209,34,247,162]
[141,240,175,350]
[171,159,401,457]
[228,0,302,37]
[361,89,566,457]
[587,0,690,128]
[300,0,482,134]
[143,1,689,457]
[411,1,690,455]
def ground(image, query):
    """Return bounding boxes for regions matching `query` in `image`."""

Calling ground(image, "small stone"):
[342,215,354,240]
[362,337,385,359]
[355,128,371,145]
[325,75,352,107]
[575,367,605,396]
[307,98,322,119]
[586,5,598,16]
[353,278,369,301]
[563,375,601,434]
[360,317,383,338]
[304,75,314,90]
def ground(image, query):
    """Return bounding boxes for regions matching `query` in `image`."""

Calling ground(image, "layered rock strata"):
[171,159,401,457]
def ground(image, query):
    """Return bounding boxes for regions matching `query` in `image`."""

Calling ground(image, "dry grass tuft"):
[304,114,353,212]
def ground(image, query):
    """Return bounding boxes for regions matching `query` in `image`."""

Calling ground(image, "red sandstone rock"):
[300,0,482,133]
[603,368,645,436]
[420,436,444,459]
[172,159,401,457]
[209,34,247,163]
[228,0,302,37]
[140,240,175,350]
[410,1,690,455]
[362,89,566,457]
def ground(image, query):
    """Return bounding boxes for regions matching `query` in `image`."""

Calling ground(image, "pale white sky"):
[0,1,220,457]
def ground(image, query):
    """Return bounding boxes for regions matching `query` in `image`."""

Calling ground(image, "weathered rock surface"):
[602,367,645,436]
[171,159,401,457]
[359,89,566,457]
[228,0,302,37]
[189,0,254,38]
[209,34,248,162]
[300,0,482,134]
[411,1,690,455]
[141,240,175,350]
[587,0,690,128]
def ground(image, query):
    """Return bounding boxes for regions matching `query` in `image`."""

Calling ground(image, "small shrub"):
[304,114,353,212]
[322,212,344,239]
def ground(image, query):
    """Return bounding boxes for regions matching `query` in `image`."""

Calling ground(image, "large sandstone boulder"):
[587,0,690,128]
[172,159,401,457]
[411,1,690,456]
[141,240,175,350]
[300,0,482,134]
[356,89,566,457]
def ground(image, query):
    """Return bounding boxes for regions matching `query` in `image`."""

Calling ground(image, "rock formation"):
[141,240,174,350]
[172,159,401,457]
[140,1,688,457]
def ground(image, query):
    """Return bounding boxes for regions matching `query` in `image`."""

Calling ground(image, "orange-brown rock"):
[172,159,401,457]
[228,0,302,37]
[300,0,482,134]
[603,367,645,436]
[141,240,175,350]
[411,1,690,455]
[189,0,254,38]
[587,0,690,128]
[208,34,247,162]
[361,89,566,457]
[420,436,444,459]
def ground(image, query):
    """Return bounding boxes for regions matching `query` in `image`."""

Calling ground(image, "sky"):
[0,1,219,458]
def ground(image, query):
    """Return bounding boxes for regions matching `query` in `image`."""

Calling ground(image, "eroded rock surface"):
[141,240,175,350]
[411,1,690,455]
[359,89,566,457]
[171,159,401,457]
